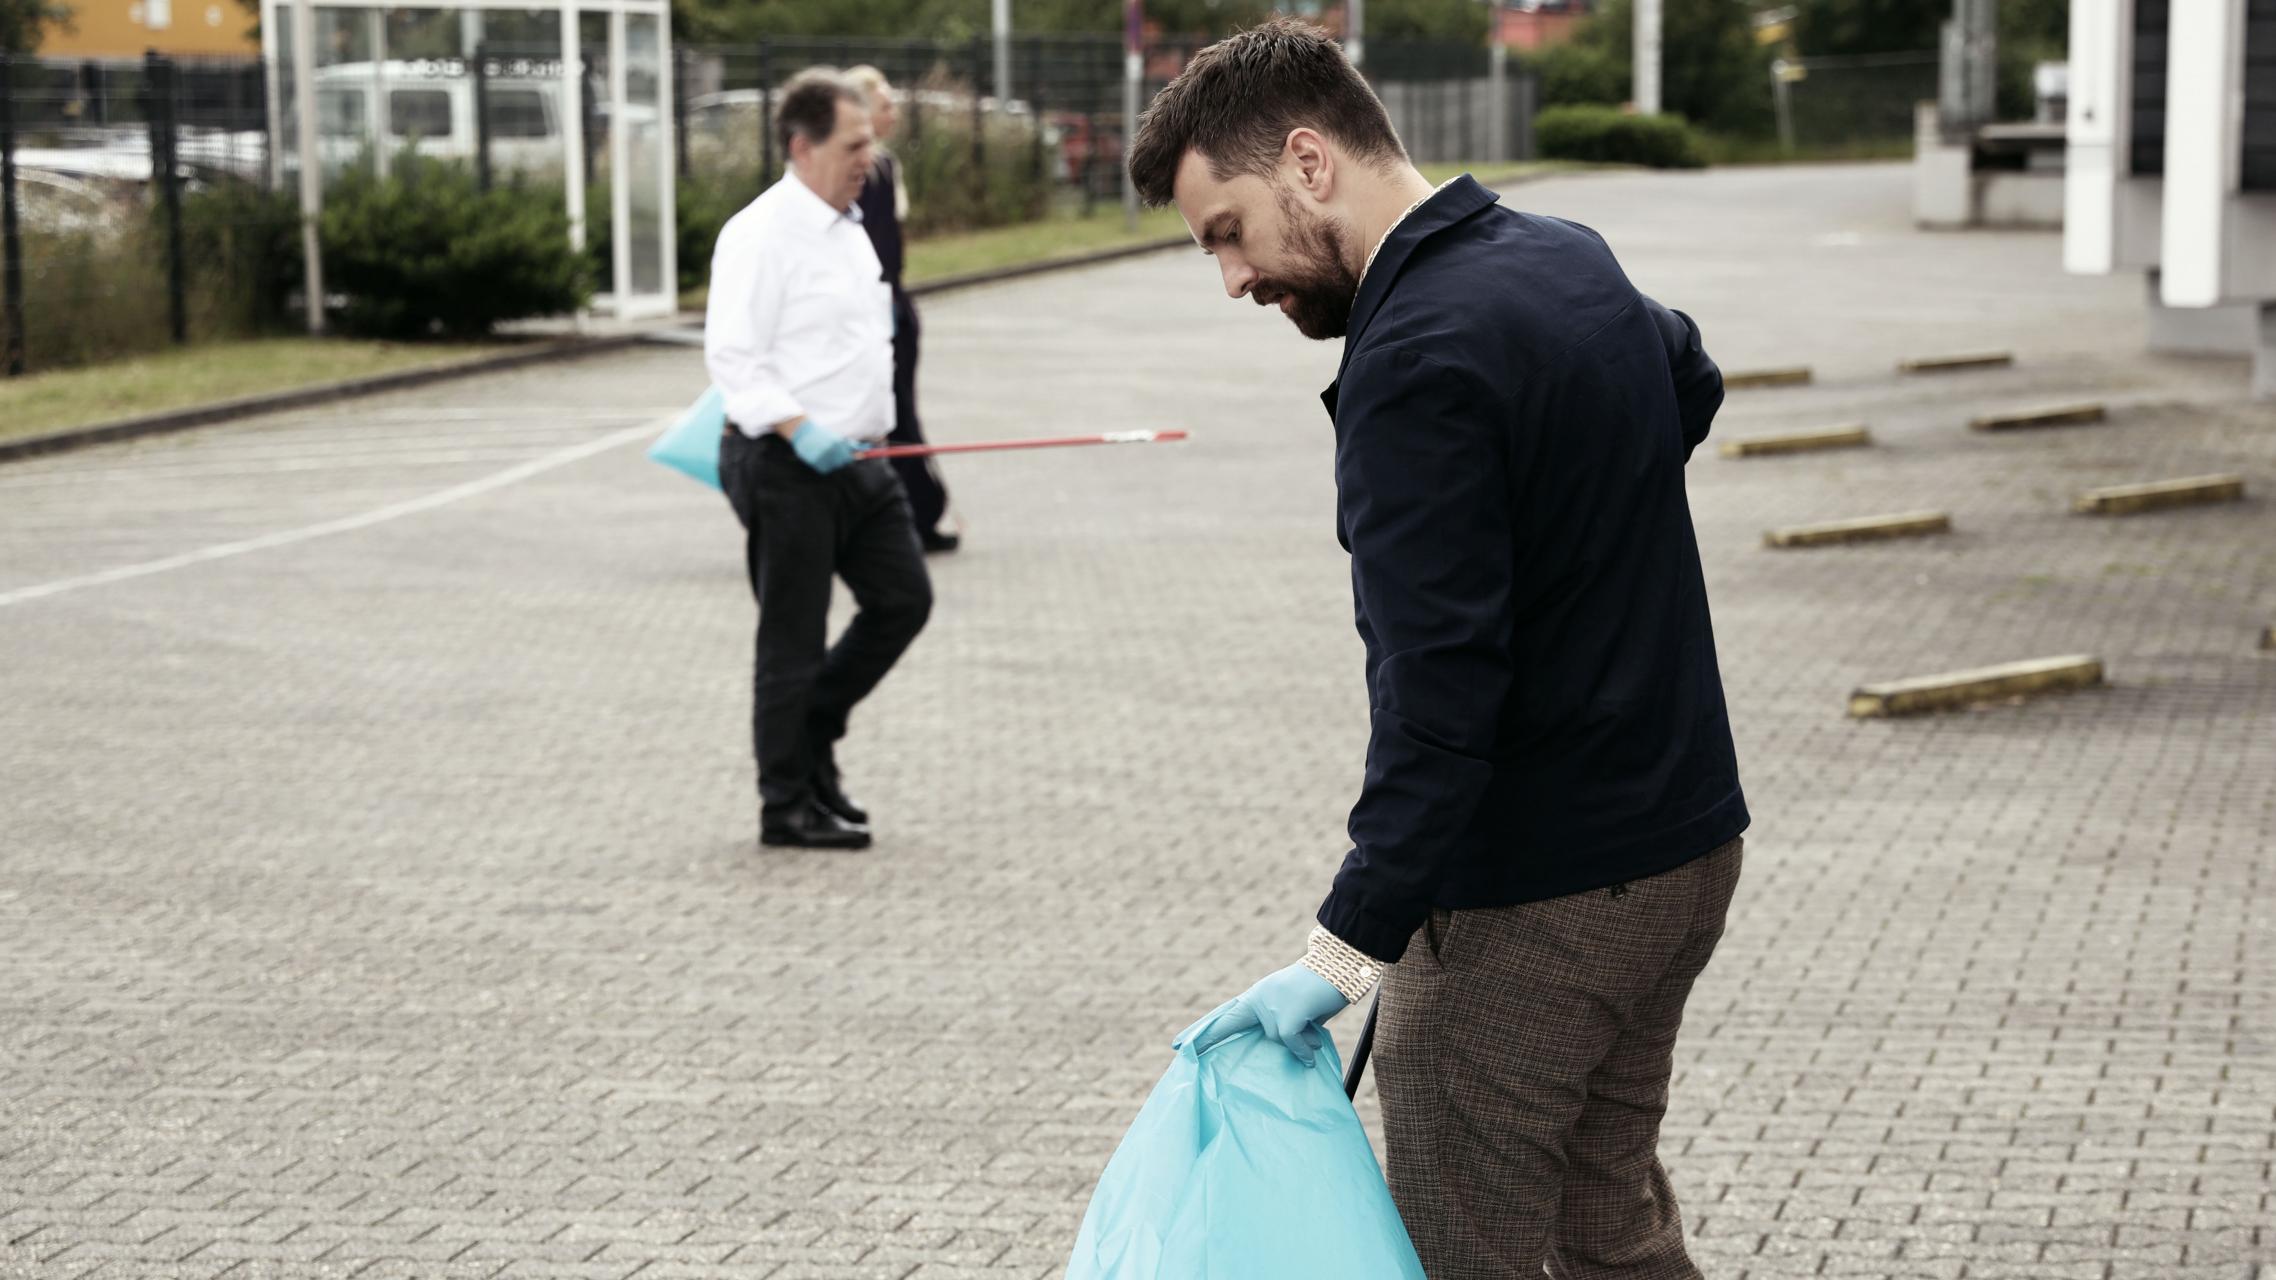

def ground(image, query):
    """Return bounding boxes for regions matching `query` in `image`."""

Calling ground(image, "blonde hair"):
[845,65,894,109]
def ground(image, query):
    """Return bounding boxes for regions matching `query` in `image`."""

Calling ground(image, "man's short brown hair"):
[777,68,862,155]
[1127,19,1406,208]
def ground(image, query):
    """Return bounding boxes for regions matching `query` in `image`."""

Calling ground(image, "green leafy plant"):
[321,152,592,338]
[1535,105,1707,169]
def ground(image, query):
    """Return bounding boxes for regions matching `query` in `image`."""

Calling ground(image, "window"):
[390,88,453,139]
[489,88,551,139]
[317,87,366,138]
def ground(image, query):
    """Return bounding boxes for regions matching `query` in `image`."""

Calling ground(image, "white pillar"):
[292,0,324,333]
[2160,0,2241,308]
[992,0,1011,105]
[560,0,585,255]
[1346,0,1364,69]
[1633,0,1661,115]
[608,8,631,311]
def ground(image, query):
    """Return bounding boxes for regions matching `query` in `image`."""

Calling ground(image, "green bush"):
[896,110,1050,237]
[0,178,302,373]
[1527,40,1628,110]
[1536,106,1708,169]
[322,153,592,338]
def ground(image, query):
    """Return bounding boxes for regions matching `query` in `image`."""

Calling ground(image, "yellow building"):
[38,0,260,58]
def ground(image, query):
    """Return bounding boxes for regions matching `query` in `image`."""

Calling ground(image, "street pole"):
[1123,0,1141,232]
[1347,0,1365,69]
[1633,0,1662,115]
[992,0,1011,106]
[293,0,326,334]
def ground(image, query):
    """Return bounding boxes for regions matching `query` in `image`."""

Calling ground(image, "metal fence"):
[1770,51,1941,153]
[2,37,1533,377]
[674,35,1535,216]
[0,51,280,377]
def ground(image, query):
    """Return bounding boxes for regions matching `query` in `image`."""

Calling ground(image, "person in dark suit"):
[1133,21,1748,1278]
[848,65,958,554]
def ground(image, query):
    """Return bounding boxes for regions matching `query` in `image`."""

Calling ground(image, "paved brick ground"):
[1,164,2271,1279]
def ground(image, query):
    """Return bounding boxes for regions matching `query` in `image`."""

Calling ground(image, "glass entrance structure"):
[260,0,677,318]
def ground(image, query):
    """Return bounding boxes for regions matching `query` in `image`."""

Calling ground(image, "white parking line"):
[0,418,664,609]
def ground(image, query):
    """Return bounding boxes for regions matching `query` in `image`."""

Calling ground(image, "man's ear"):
[1283,127,1335,205]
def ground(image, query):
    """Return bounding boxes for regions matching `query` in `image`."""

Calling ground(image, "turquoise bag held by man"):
[1065,1017,1426,1280]
[649,385,726,490]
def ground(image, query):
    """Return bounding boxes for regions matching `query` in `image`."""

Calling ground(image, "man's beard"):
[1255,190,1359,341]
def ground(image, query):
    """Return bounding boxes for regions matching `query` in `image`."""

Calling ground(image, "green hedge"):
[1535,106,1708,170]
[323,154,592,339]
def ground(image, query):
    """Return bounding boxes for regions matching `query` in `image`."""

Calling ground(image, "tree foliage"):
[1,0,73,54]
[1527,0,1771,136]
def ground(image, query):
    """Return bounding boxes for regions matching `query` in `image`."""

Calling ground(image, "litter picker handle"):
[857,430,1189,460]
[1343,993,1380,1101]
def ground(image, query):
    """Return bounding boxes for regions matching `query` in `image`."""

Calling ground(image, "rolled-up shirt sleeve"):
[704,222,805,434]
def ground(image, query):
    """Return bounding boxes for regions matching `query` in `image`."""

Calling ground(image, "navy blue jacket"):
[1317,176,1748,963]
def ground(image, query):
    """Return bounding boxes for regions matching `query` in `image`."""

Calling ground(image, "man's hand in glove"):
[1175,962,1353,1066]
[789,420,858,474]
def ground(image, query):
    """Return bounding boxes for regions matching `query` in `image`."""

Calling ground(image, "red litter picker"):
[857,429,1190,460]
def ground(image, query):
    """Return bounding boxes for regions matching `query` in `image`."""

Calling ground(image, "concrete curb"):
[1849,654,2106,718]
[4,168,1556,466]
[0,332,655,465]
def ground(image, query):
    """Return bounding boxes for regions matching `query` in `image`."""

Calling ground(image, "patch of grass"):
[0,337,501,441]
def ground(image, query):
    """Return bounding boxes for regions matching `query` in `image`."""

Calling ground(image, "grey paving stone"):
[2,163,2273,1278]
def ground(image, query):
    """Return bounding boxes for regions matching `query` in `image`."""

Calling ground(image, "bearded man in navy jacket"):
[1136,22,1749,1279]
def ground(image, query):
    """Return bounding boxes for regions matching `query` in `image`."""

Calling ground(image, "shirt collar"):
[1359,177,1457,286]
[782,172,864,231]
[1341,175,1500,353]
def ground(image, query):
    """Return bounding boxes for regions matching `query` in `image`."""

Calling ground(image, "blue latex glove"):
[790,419,858,474]
[1174,962,1353,1066]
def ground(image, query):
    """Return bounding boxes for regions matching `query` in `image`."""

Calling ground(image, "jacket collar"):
[1341,174,1499,352]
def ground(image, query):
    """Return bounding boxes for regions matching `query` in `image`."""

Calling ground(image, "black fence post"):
[146,51,188,347]
[473,42,493,191]
[759,41,775,186]
[1028,37,1045,190]
[1,54,25,377]
[969,33,985,194]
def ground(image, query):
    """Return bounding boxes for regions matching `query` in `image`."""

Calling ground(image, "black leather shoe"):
[812,768,869,826]
[920,528,960,554]
[761,801,872,850]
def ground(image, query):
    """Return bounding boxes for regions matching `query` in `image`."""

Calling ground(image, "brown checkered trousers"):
[1375,838,1744,1279]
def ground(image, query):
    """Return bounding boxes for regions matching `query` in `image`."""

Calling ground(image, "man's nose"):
[1219,256,1258,301]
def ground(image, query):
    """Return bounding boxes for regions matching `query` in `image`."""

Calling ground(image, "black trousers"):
[719,429,932,820]
[887,288,950,535]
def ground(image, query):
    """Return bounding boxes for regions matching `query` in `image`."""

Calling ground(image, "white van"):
[312,57,572,175]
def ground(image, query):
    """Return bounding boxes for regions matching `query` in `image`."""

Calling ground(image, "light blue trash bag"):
[648,384,725,490]
[1066,1020,1428,1280]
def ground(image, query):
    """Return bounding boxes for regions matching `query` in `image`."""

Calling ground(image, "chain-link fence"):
[1769,51,1940,153]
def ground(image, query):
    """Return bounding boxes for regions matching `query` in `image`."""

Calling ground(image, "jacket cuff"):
[1316,889,1419,965]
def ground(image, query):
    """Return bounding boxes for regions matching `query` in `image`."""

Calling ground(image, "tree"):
[1532,0,1772,136]
[1,0,73,54]
[1367,0,1490,45]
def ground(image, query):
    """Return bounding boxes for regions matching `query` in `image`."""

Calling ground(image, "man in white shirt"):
[705,69,932,851]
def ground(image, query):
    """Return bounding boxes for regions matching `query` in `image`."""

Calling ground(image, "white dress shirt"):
[705,175,895,442]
